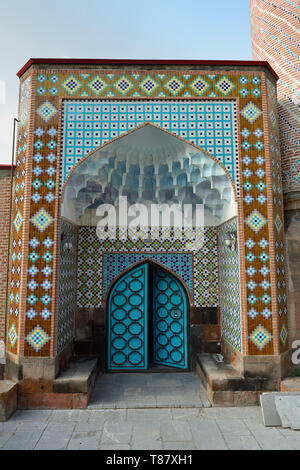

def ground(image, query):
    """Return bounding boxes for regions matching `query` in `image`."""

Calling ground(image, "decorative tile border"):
[7,75,31,355]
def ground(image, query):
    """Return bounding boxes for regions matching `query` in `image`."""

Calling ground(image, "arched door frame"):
[104,258,192,372]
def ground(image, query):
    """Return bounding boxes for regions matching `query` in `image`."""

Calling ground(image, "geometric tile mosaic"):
[103,252,193,298]
[61,100,238,194]
[245,210,267,233]
[249,324,273,351]
[25,325,50,352]
[8,323,18,349]
[218,218,241,352]
[77,226,218,309]
[240,102,262,124]
[57,220,77,353]
[13,210,23,233]
[7,74,31,354]
[30,208,54,232]
[36,100,58,122]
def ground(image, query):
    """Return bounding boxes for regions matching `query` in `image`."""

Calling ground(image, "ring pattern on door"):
[152,266,188,369]
[107,262,188,371]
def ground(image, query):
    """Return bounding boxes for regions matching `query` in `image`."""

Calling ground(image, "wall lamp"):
[224,230,238,251]
[61,233,73,253]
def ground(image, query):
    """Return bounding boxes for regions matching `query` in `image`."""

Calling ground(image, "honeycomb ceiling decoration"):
[62,124,235,226]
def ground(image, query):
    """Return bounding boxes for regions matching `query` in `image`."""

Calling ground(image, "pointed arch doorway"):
[106,261,190,372]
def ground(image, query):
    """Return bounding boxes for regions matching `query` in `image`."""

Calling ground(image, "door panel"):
[107,263,148,370]
[152,266,188,369]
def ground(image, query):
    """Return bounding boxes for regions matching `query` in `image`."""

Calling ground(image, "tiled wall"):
[77,227,218,308]
[61,100,238,192]
[218,218,242,352]
[57,219,77,352]
[7,76,31,354]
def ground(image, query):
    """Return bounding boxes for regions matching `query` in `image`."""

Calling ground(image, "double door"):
[107,262,188,370]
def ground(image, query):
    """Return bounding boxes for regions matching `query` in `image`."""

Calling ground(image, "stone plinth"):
[0,380,17,421]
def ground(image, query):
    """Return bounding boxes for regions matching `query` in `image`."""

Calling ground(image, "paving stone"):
[91,372,206,408]
[278,427,300,450]
[131,423,161,446]
[132,441,163,450]
[101,422,132,445]
[3,430,43,450]
[162,441,195,450]
[120,395,157,408]
[123,387,143,396]
[16,421,48,432]
[0,431,14,448]
[259,393,296,427]
[74,422,104,432]
[49,410,91,423]
[172,408,201,420]
[275,396,300,430]
[99,444,131,450]
[203,406,261,420]
[222,434,261,450]
[127,409,172,422]
[244,419,294,450]
[1,394,300,450]
[155,395,184,408]
[45,423,76,433]
[161,421,192,441]
[67,431,102,450]
[0,421,20,432]
[9,409,52,422]
[89,409,127,423]
[216,417,252,436]
[274,396,292,428]
[35,430,73,450]
[89,401,117,409]
[190,419,228,450]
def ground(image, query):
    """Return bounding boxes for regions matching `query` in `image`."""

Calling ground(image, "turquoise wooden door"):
[152,266,188,369]
[107,263,148,370]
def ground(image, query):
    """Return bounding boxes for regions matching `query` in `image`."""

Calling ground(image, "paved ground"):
[89,372,211,409]
[1,406,300,450]
[1,372,300,450]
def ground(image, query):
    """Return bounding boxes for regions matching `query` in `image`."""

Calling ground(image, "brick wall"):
[250,0,300,194]
[0,167,13,341]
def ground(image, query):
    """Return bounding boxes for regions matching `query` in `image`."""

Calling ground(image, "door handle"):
[173,309,179,318]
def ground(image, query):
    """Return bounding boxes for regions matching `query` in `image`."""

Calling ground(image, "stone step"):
[0,380,17,421]
[53,357,99,394]
[196,353,278,406]
[281,377,300,392]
